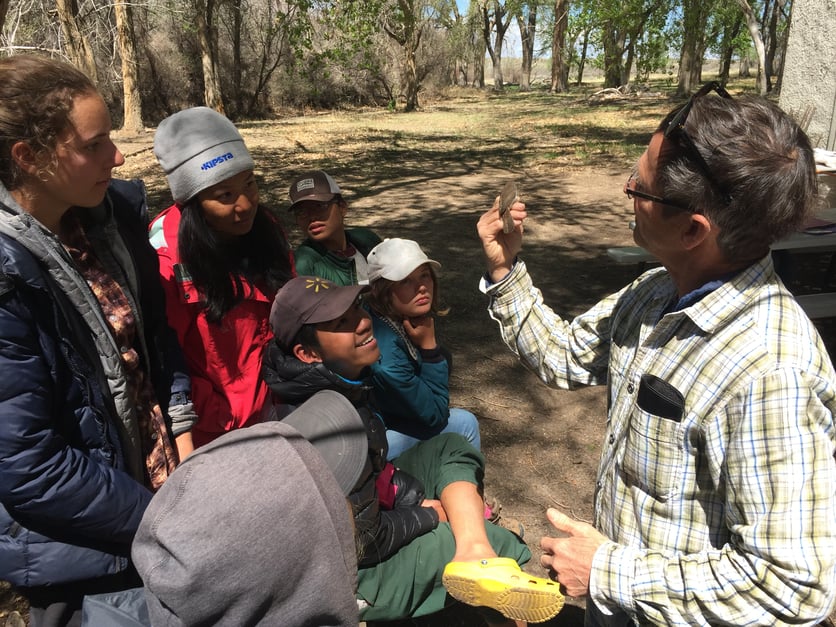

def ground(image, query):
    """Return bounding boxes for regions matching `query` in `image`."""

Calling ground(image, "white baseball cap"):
[366,238,441,283]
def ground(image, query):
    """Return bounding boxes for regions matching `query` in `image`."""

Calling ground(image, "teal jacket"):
[369,312,451,438]
[294,227,381,286]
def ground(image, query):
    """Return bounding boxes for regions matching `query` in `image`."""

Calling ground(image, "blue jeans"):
[385,407,481,460]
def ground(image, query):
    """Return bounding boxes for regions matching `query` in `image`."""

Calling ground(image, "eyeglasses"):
[663,81,733,203]
[623,172,690,211]
[293,199,337,221]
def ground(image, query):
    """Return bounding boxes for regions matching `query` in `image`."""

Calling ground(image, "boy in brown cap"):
[262,275,565,625]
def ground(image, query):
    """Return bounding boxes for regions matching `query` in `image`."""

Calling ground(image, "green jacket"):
[294,227,381,285]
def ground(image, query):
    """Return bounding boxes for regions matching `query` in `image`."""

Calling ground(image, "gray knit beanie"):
[153,106,255,204]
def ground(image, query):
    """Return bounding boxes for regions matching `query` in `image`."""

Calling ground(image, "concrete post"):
[779,0,836,150]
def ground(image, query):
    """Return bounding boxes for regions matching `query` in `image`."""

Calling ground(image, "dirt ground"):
[3,89,836,626]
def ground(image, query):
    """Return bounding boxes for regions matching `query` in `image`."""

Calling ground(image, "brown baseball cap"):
[288,170,341,211]
[269,276,369,350]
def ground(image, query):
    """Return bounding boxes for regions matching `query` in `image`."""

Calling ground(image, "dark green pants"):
[357,433,531,621]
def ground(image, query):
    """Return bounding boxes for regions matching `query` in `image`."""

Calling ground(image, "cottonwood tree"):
[381,0,427,111]
[549,0,568,91]
[0,0,10,34]
[515,1,537,90]
[223,0,311,116]
[55,0,97,82]
[194,0,224,112]
[732,0,767,94]
[114,0,142,130]
[480,0,513,89]
[597,0,668,87]
[676,0,717,94]
[761,0,790,92]
[711,2,745,84]
[564,0,595,85]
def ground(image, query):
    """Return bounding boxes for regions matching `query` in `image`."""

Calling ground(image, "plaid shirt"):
[62,209,178,490]
[483,256,836,626]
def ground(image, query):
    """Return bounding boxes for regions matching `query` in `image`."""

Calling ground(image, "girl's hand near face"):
[403,315,437,350]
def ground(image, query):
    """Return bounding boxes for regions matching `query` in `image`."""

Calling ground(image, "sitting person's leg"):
[385,408,481,461]
[357,522,529,623]
[394,433,520,563]
[447,406,481,451]
[393,434,563,624]
[385,429,421,460]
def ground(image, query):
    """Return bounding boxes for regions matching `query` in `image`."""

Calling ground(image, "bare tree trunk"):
[677,0,707,96]
[718,17,742,83]
[517,7,536,91]
[601,21,625,88]
[381,0,422,112]
[623,40,635,85]
[55,0,98,84]
[733,0,768,94]
[576,28,589,85]
[231,0,243,115]
[403,44,419,111]
[0,0,10,35]
[550,0,569,92]
[114,0,143,132]
[482,0,509,90]
[764,0,780,91]
[773,0,790,93]
[739,55,751,77]
[473,36,485,87]
[195,0,224,112]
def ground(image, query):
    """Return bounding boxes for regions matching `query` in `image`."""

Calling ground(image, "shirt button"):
[150,432,158,440]
[627,383,634,394]
[609,434,615,444]
[120,346,129,353]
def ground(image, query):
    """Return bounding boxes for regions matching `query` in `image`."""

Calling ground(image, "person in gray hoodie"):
[131,391,363,626]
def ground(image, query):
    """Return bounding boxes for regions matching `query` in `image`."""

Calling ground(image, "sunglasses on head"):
[663,81,734,204]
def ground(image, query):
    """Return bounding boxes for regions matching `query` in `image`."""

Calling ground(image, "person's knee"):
[448,408,481,448]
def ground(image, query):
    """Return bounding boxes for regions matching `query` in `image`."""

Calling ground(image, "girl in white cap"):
[365,238,481,459]
[150,107,294,455]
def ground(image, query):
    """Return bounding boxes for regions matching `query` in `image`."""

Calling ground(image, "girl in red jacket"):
[150,107,294,455]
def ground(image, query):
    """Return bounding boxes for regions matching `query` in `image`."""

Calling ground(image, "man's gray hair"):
[656,95,819,264]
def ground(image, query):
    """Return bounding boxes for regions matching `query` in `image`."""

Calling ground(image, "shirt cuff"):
[167,401,198,437]
[590,541,637,617]
[478,258,520,294]
[418,346,445,362]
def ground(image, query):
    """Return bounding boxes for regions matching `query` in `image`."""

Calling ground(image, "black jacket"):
[262,342,438,566]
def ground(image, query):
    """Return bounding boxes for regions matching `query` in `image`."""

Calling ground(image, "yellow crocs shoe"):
[442,557,564,623]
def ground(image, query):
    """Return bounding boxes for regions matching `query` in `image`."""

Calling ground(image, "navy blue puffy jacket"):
[0,180,188,587]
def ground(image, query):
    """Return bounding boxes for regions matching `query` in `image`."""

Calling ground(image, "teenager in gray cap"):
[131,391,364,626]
[289,170,381,285]
[150,107,294,456]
